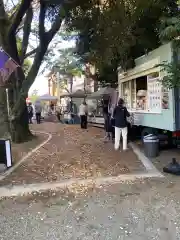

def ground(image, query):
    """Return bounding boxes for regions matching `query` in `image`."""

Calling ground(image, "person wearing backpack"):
[27,102,33,124]
[113,98,130,151]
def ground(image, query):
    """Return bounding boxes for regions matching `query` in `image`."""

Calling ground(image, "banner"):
[0,48,19,86]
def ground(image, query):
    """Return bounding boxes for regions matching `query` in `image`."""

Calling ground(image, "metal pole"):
[6,88,10,119]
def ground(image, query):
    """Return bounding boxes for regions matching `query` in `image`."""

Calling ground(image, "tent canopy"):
[60,89,87,98]
[71,89,86,98]
[38,94,58,101]
[87,87,115,99]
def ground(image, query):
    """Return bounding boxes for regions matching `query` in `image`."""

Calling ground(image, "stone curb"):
[0,131,52,181]
[0,172,163,198]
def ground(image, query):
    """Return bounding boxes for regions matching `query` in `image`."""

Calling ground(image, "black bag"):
[163,158,180,175]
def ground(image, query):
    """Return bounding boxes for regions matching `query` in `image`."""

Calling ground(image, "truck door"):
[174,88,180,130]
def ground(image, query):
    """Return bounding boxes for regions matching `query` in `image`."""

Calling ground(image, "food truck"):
[118,42,180,145]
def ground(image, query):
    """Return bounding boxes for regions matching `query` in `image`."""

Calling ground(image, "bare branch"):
[20,6,33,63]
[39,0,46,43]
[8,0,33,36]
[63,87,70,93]
[0,0,7,20]
[46,10,64,43]
[24,48,38,59]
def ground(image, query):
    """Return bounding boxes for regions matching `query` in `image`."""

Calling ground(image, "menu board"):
[162,87,169,109]
[147,77,161,112]
[122,81,131,109]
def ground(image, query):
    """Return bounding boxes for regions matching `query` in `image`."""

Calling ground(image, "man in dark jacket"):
[27,102,33,124]
[102,99,111,141]
[113,98,130,151]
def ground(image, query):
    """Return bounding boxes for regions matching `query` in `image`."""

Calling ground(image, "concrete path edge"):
[0,172,163,198]
[129,142,163,177]
[0,129,164,197]
[0,131,52,181]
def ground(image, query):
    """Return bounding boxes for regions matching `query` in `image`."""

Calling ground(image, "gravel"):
[0,123,143,186]
[0,177,180,239]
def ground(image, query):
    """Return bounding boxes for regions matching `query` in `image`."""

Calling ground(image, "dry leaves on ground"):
[12,133,46,164]
[0,123,144,186]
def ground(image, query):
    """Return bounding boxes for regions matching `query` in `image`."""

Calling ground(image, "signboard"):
[0,48,19,87]
[147,76,161,113]
[0,139,12,168]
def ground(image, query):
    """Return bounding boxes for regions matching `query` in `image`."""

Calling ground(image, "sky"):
[29,73,49,95]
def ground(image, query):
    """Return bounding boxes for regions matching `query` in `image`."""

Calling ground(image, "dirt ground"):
[11,134,46,164]
[1,177,180,240]
[0,123,144,186]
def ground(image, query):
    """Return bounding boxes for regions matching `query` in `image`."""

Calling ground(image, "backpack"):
[27,106,33,114]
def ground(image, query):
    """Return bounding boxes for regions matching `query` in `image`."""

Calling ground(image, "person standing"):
[27,102,33,124]
[56,105,62,122]
[109,103,115,142]
[103,99,111,141]
[79,101,88,129]
[35,101,42,124]
[113,98,130,151]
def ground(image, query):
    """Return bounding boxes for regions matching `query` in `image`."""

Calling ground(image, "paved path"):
[0,123,144,187]
[0,177,180,240]
[0,122,179,239]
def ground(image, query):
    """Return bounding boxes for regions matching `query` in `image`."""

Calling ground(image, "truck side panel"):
[119,43,176,132]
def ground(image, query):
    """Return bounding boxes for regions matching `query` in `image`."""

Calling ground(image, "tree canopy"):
[65,0,179,86]
[0,0,100,142]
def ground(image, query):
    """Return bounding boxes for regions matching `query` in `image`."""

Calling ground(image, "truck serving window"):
[121,71,163,113]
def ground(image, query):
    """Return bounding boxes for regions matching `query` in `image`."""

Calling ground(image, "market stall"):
[37,94,58,116]
[87,87,118,125]
[60,89,87,124]
[118,42,174,133]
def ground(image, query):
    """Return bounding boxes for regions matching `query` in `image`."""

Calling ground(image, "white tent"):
[38,93,58,101]
[87,87,115,99]
[71,89,87,98]
[60,89,87,98]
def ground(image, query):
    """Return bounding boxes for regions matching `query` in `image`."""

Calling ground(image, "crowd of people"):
[78,97,130,152]
[27,102,42,124]
[27,96,130,152]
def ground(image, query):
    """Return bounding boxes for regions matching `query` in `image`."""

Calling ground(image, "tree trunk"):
[8,87,32,143]
[0,88,11,139]
[10,104,32,143]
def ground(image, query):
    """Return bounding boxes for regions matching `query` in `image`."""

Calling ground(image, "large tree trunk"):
[10,103,32,143]
[0,89,11,139]
[8,85,32,143]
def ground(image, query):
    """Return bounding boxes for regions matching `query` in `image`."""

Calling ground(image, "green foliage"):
[159,17,180,42]
[65,0,178,86]
[158,3,180,88]
[51,46,84,93]
[53,47,83,78]
[23,58,32,76]
[158,61,180,88]
[16,38,31,75]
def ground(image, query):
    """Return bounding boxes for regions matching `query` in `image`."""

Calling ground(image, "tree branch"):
[11,5,65,119]
[0,0,6,20]
[10,46,48,120]
[20,6,33,63]
[39,0,46,44]
[46,9,64,43]
[8,0,33,36]
[24,48,38,59]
